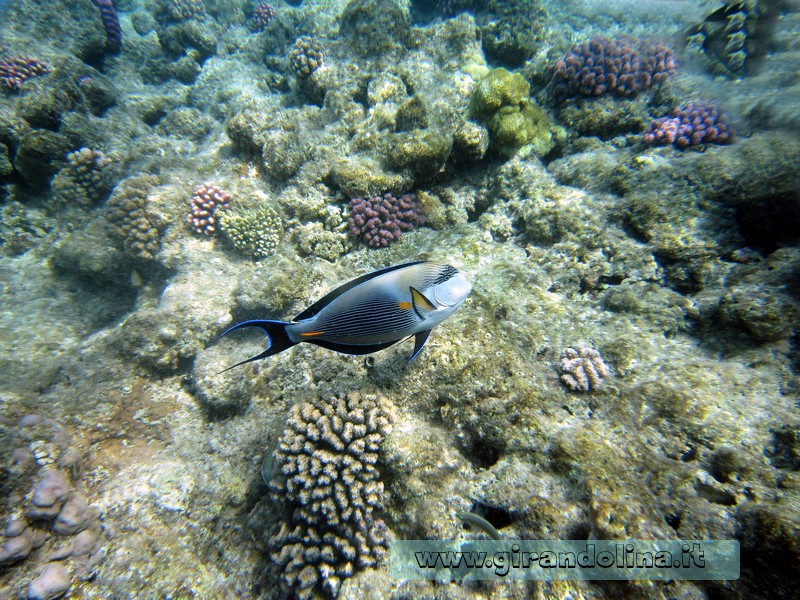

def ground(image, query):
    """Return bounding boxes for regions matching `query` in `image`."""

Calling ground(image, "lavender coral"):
[643,101,734,148]
[91,0,122,52]
[558,343,609,392]
[348,192,426,248]
[551,37,675,98]
[189,183,230,236]
[0,57,49,91]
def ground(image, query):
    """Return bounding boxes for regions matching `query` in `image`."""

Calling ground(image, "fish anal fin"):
[408,329,432,362]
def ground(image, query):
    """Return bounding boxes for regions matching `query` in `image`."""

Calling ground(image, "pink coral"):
[643,101,734,148]
[551,37,675,98]
[348,192,425,248]
[188,183,230,235]
[0,57,49,91]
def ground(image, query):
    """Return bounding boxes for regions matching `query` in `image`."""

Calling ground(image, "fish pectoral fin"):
[410,286,436,316]
[408,329,432,362]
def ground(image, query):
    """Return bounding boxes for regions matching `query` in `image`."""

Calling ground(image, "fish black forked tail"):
[217,319,295,372]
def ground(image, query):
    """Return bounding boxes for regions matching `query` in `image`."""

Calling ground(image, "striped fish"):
[219,261,471,370]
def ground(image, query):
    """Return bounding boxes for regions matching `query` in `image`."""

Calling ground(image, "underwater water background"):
[1,0,799,598]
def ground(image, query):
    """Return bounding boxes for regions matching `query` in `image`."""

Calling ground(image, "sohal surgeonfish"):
[219,260,471,370]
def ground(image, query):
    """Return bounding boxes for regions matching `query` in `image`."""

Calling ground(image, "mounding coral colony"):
[1,0,799,599]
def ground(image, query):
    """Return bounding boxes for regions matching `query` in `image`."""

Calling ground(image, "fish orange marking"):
[398,301,412,310]
[300,331,324,337]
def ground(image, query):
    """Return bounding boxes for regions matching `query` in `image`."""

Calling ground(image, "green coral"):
[470,67,557,157]
[219,206,284,260]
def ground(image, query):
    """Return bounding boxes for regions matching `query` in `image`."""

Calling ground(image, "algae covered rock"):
[340,0,411,55]
[470,67,557,157]
[331,156,411,199]
[13,130,72,186]
[386,129,453,179]
[0,143,12,178]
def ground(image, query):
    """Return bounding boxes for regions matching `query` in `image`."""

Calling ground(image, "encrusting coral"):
[269,393,395,599]
[0,415,105,598]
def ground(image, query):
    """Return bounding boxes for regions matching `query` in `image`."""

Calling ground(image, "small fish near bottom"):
[218,260,472,371]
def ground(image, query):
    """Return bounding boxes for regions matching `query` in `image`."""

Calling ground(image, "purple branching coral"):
[643,101,734,148]
[348,193,426,248]
[551,37,675,98]
[0,57,49,91]
[189,183,230,235]
[249,3,275,33]
[91,0,122,53]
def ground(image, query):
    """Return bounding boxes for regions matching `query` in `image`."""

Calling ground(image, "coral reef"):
[558,343,610,392]
[269,393,394,599]
[104,175,162,261]
[0,415,104,598]
[248,3,275,33]
[551,37,675,98]
[643,102,735,148]
[348,192,426,247]
[188,183,230,236]
[51,148,115,209]
[0,57,49,91]
[218,205,284,260]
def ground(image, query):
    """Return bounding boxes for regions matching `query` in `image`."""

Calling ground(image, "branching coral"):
[269,393,394,599]
[218,205,283,259]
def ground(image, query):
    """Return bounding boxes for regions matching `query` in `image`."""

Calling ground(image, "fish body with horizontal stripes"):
[219,261,471,370]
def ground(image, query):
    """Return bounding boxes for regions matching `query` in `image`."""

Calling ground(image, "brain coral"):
[269,393,394,599]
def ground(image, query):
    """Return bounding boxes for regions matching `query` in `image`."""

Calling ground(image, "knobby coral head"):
[348,192,426,248]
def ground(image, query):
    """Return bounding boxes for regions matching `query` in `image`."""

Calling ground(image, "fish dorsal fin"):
[410,286,436,317]
[293,260,426,321]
